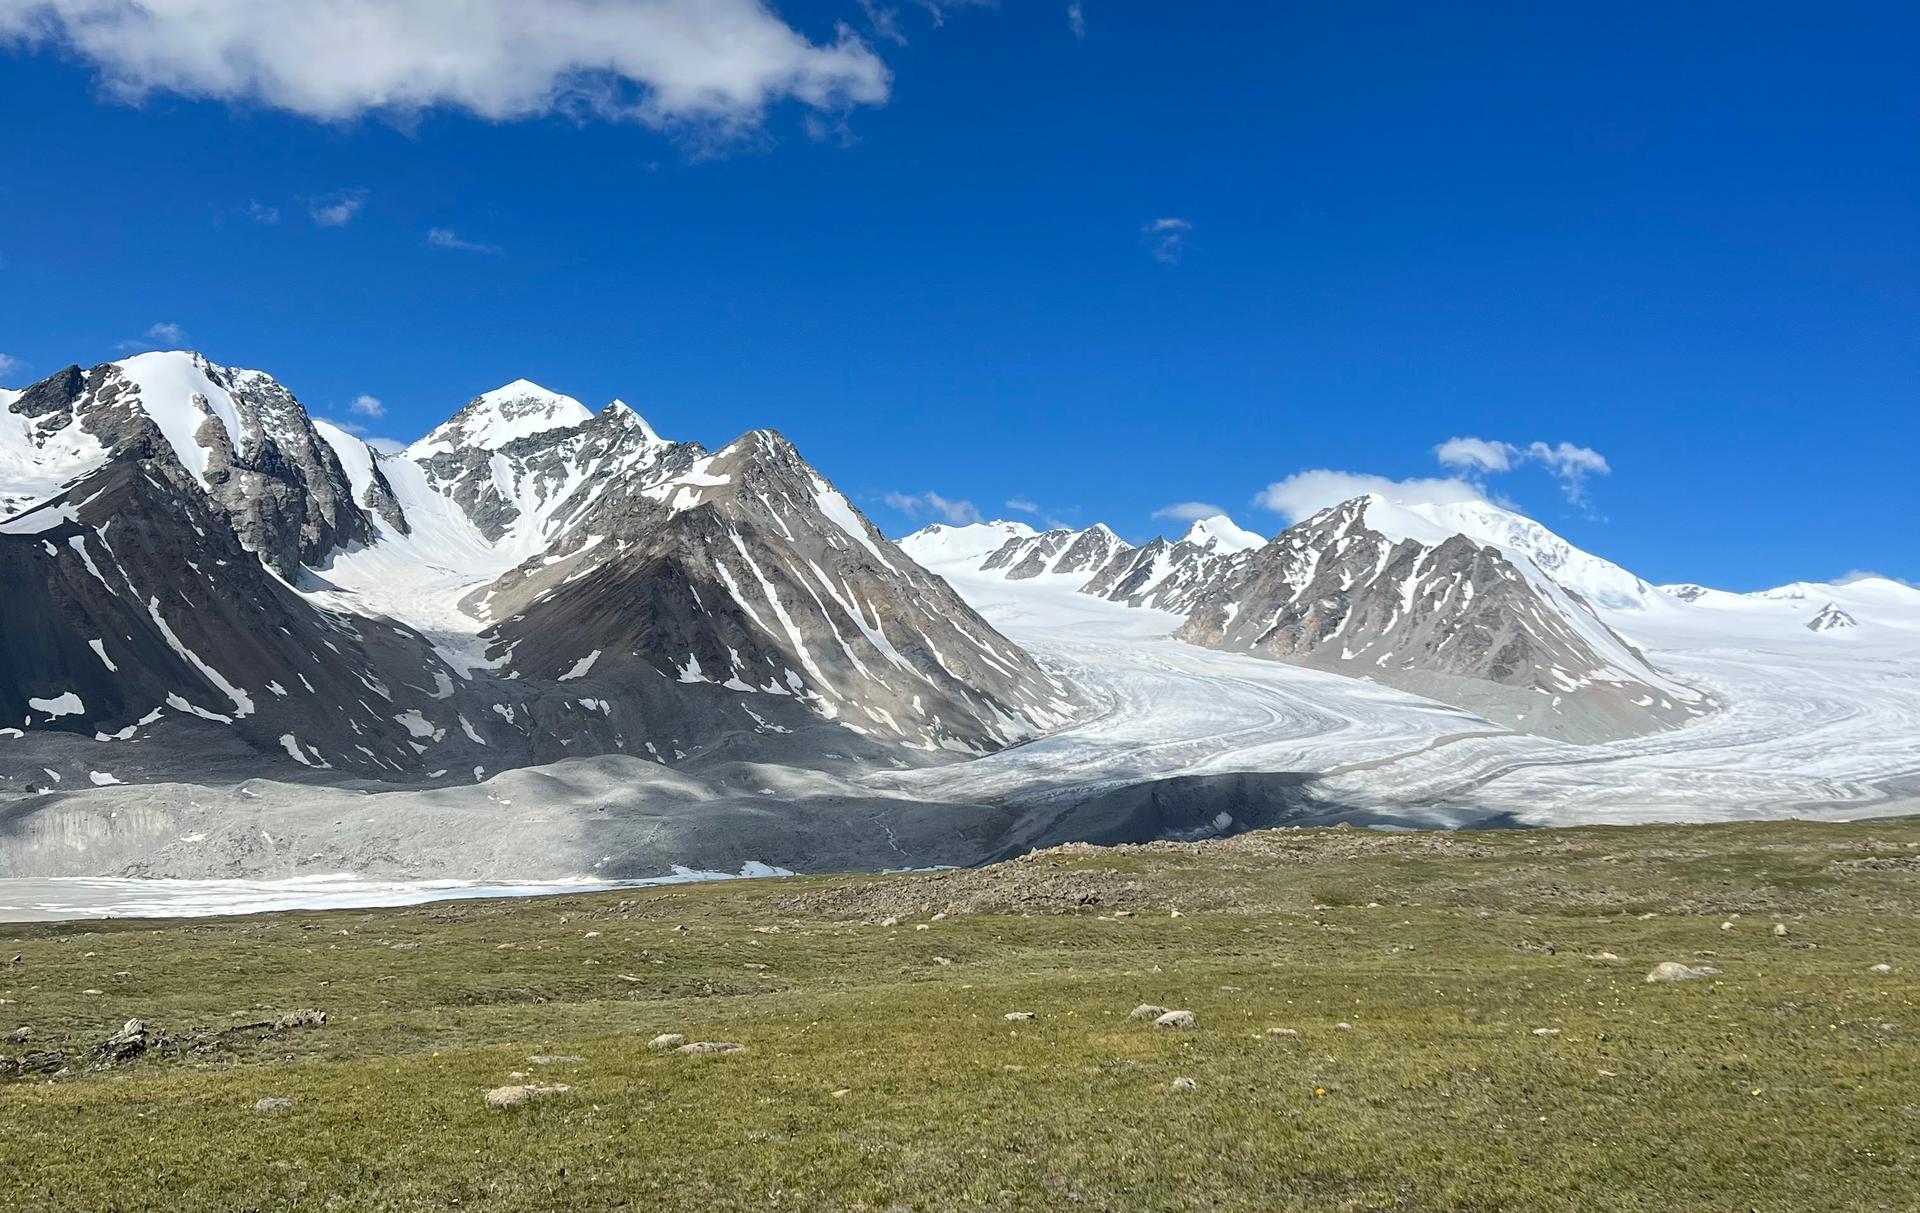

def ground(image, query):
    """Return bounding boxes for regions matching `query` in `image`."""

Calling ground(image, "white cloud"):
[348,394,385,418]
[366,437,407,454]
[1435,435,1610,505]
[0,352,22,379]
[1254,470,1486,524]
[426,227,503,255]
[309,189,367,227]
[1142,217,1191,264]
[116,321,189,353]
[1152,501,1227,523]
[1836,570,1916,588]
[0,1,891,134]
[1067,2,1086,39]
[1434,436,1515,473]
[885,490,981,525]
[1004,497,1040,515]
[245,199,280,225]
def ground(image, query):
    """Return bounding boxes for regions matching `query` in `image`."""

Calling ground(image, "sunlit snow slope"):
[893,545,1920,826]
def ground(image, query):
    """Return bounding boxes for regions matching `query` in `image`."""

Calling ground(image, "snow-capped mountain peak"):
[1179,514,1265,554]
[601,398,664,445]
[897,519,1038,567]
[1352,494,1663,612]
[407,380,594,457]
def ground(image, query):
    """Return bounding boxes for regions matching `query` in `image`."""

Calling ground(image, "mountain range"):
[0,352,1072,791]
[5,350,1918,881]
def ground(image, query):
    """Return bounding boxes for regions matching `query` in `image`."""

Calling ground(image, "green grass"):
[3,817,1917,1211]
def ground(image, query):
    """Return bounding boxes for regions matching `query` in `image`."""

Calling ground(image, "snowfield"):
[888,553,1920,827]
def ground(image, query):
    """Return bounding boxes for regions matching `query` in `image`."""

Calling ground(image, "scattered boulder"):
[253,1097,294,1113]
[95,1019,154,1065]
[1645,962,1719,984]
[271,1010,328,1031]
[672,1042,745,1056]
[4,1028,30,1045]
[1169,1076,1198,1091]
[1773,924,1789,937]
[1128,1004,1167,1022]
[1870,964,1894,975]
[1531,1028,1561,1037]
[647,1034,686,1052]
[1153,1010,1196,1030]
[1004,1012,1036,1022]
[1334,1022,1354,1031]
[1265,1027,1299,1038]
[484,1083,572,1110]
[1,1050,64,1079]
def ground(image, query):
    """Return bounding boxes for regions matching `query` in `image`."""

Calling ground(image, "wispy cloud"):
[426,227,504,255]
[1836,570,1915,588]
[859,0,909,46]
[1004,497,1040,515]
[1142,216,1191,264]
[1254,470,1486,523]
[348,394,386,418]
[1436,436,1611,505]
[1152,501,1227,523]
[309,188,368,228]
[245,200,281,225]
[0,0,892,137]
[1067,2,1086,39]
[0,352,23,380]
[116,321,190,353]
[885,490,981,525]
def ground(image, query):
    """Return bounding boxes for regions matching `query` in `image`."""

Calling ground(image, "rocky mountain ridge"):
[1,352,1073,789]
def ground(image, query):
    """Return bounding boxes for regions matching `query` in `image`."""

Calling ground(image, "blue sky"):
[1,1,1914,589]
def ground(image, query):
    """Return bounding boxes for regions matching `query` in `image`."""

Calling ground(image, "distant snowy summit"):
[0,350,1075,788]
[1179,514,1266,554]
[907,495,1706,742]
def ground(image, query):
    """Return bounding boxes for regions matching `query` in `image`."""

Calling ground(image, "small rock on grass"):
[673,1041,745,1056]
[647,1033,686,1052]
[1871,963,1894,975]
[1531,1028,1561,1037]
[1004,1011,1036,1022]
[1128,1004,1167,1021]
[485,1084,571,1110]
[1645,962,1719,984]
[1169,1077,1197,1091]
[1265,1027,1299,1038]
[1152,1010,1196,1030]
[253,1097,294,1113]
[271,1010,328,1031]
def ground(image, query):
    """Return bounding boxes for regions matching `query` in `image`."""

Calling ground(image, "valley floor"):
[2,816,1915,1212]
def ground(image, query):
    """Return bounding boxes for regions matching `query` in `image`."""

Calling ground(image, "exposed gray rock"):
[1128,1004,1167,1021]
[1645,962,1718,983]
[484,1083,571,1109]
[1152,1010,1195,1030]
